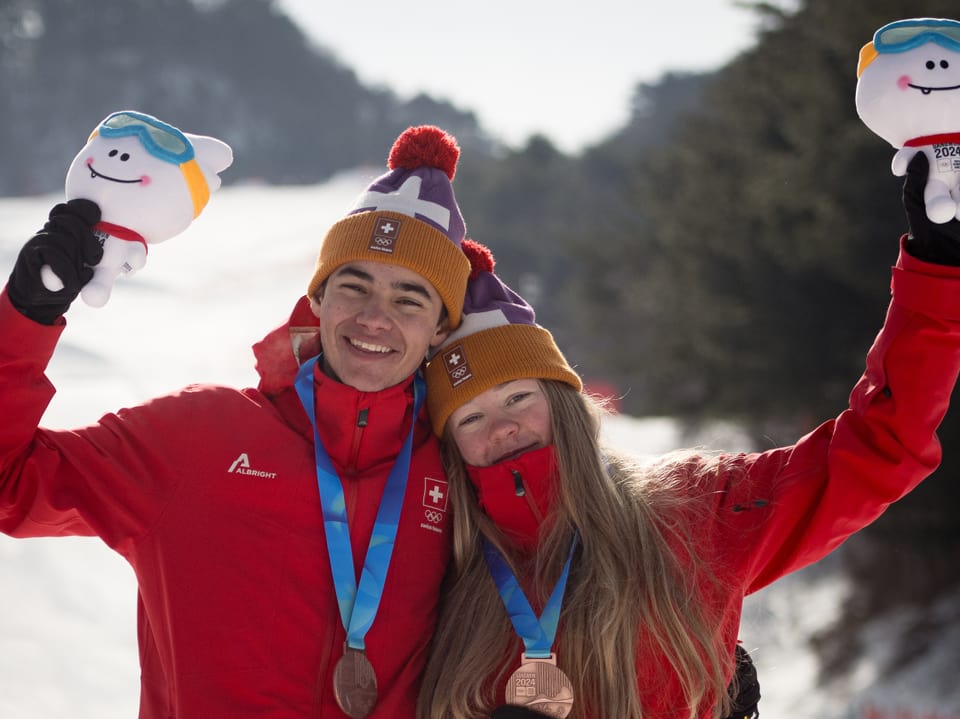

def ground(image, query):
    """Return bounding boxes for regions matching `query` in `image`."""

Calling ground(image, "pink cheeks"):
[898,75,912,90]
[84,157,150,185]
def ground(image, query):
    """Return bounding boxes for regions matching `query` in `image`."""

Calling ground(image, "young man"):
[0,126,470,719]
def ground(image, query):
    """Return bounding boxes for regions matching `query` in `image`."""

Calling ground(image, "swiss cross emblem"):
[423,477,448,512]
[442,344,473,388]
[368,215,402,254]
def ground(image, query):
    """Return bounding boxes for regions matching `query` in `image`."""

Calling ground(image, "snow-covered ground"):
[0,178,956,718]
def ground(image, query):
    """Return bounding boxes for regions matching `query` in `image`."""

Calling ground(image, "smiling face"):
[447,378,554,467]
[856,41,960,145]
[312,260,450,392]
[64,133,196,242]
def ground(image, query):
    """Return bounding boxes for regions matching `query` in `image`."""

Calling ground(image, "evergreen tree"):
[0,0,488,193]
[564,0,960,672]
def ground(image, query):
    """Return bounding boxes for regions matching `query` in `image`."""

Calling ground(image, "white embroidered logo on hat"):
[355,176,452,230]
[442,344,473,387]
[368,216,403,253]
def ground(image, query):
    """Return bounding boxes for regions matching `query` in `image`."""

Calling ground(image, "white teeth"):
[350,338,392,354]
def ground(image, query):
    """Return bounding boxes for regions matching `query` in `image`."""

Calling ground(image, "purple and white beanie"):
[306,125,471,327]
[425,240,582,435]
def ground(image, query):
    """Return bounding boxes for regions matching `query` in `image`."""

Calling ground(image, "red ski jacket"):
[464,244,960,717]
[0,293,452,718]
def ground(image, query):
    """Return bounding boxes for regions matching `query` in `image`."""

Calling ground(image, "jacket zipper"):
[345,407,368,525]
[314,407,368,715]
[511,468,545,524]
[511,469,525,496]
[349,407,368,469]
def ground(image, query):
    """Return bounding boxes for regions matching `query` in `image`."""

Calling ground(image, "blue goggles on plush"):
[97,111,195,165]
[874,18,960,54]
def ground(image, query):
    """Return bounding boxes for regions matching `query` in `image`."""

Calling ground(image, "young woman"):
[416,155,960,719]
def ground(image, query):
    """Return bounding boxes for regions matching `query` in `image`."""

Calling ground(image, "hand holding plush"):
[856,18,960,224]
[902,152,960,264]
[7,199,103,325]
[41,110,233,307]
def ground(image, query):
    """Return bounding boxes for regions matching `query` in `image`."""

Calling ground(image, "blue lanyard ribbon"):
[482,534,578,658]
[294,355,424,651]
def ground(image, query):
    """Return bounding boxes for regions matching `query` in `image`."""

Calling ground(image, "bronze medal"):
[505,652,574,718]
[332,646,378,719]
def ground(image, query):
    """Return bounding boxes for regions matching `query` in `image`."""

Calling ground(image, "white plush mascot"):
[856,18,960,224]
[41,110,234,307]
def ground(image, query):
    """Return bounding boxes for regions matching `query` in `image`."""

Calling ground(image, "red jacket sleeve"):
[0,288,172,552]
[697,242,960,594]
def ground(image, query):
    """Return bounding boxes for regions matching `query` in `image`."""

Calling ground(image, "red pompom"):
[387,125,460,180]
[462,239,495,279]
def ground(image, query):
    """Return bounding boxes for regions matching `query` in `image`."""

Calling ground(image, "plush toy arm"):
[190,134,234,193]
[6,200,103,324]
[892,146,919,177]
[903,153,960,265]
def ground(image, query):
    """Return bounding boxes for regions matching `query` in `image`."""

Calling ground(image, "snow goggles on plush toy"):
[95,111,196,165]
[873,18,960,54]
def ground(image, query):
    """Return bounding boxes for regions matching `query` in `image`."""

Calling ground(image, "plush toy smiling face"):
[856,18,960,147]
[64,111,233,244]
[66,133,196,243]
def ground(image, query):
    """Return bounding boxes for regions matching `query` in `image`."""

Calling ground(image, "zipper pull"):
[357,408,369,428]
[511,469,526,497]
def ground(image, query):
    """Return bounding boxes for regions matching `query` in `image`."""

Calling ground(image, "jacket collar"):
[309,362,422,474]
[253,295,323,397]
[465,445,560,551]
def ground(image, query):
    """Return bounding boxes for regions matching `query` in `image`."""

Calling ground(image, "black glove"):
[6,199,102,324]
[490,707,552,718]
[902,152,960,266]
[723,644,760,719]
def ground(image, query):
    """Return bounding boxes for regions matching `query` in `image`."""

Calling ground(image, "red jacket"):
[0,293,452,718]
[466,244,960,717]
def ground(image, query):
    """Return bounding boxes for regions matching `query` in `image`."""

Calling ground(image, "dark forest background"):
[2,0,959,686]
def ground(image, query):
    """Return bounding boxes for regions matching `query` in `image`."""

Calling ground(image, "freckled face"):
[447,379,553,467]
[312,260,450,392]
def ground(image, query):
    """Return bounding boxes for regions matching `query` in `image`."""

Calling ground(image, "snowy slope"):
[0,180,956,718]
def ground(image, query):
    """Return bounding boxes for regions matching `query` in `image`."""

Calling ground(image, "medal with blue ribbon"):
[295,355,424,719]
[483,534,578,718]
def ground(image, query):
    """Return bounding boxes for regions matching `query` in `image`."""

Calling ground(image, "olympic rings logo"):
[373,236,393,246]
[424,510,444,524]
[452,367,468,379]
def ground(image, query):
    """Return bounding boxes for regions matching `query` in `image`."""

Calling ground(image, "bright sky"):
[274,1,762,154]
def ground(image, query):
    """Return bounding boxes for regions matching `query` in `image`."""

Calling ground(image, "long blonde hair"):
[417,381,735,719]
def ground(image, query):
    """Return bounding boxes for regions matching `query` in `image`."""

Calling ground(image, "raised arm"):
[706,153,960,592]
